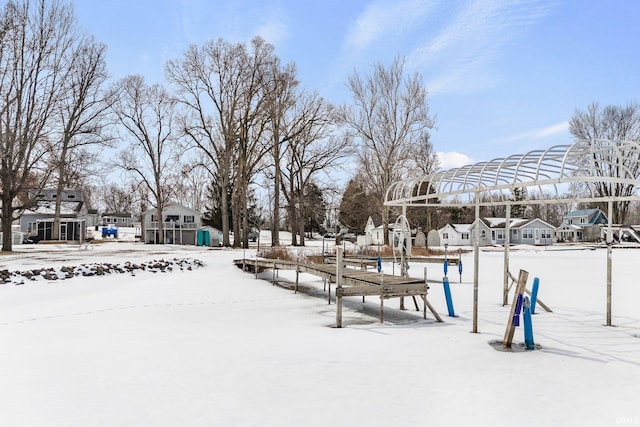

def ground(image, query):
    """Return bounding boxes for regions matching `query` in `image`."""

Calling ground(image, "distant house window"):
[68,194,76,199]
[183,215,195,223]
[481,230,486,238]
[497,230,505,240]
[512,229,519,239]
[442,232,449,239]
[580,217,586,224]
[461,233,469,240]
[523,228,533,239]
[151,214,158,222]
[542,228,551,239]
[568,219,573,224]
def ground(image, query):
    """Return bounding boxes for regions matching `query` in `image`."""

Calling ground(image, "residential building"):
[142,203,203,245]
[20,189,88,242]
[469,217,555,246]
[555,209,608,242]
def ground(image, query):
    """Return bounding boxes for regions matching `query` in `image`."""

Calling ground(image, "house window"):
[68,194,76,199]
[28,222,36,233]
[523,228,533,239]
[481,230,486,238]
[442,232,449,239]
[497,230,504,240]
[568,219,573,224]
[512,229,519,239]
[542,228,551,239]
[461,233,469,240]
[183,215,195,223]
[151,214,158,222]
[580,217,586,224]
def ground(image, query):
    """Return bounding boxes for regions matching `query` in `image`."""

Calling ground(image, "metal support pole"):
[473,191,480,333]
[336,247,343,328]
[606,200,613,326]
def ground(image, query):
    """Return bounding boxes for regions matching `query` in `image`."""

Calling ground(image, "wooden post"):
[254,258,258,279]
[503,205,511,306]
[380,296,384,323]
[423,267,428,320]
[336,247,343,328]
[272,261,276,285]
[503,269,529,348]
[295,268,299,294]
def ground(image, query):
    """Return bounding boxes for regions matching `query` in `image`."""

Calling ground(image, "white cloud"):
[506,121,570,142]
[436,151,474,170]
[253,18,290,47]
[408,0,552,95]
[344,0,435,52]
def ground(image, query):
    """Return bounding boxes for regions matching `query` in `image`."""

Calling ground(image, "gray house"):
[101,212,135,227]
[20,189,88,242]
[555,209,608,242]
[142,203,203,245]
[470,217,555,246]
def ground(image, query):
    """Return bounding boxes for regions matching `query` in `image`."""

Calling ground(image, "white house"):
[142,203,203,245]
[363,216,385,245]
[438,224,472,246]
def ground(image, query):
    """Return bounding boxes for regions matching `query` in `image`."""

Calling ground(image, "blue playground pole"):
[523,296,535,350]
[458,260,463,283]
[377,256,382,273]
[442,276,456,317]
[513,293,523,327]
[443,259,448,276]
[530,277,540,314]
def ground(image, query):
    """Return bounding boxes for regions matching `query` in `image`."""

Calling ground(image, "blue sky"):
[74,0,640,170]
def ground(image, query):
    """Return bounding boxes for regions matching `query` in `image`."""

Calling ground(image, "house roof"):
[471,217,555,229]
[564,208,608,225]
[142,203,202,216]
[565,209,600,217]
[24,201,83,216]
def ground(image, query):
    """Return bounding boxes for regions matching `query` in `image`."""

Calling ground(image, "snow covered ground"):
[1,238,639,426]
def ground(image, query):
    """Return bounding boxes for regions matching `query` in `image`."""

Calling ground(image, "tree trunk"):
[221,172,230,247]
[272,160,281,246]
[1,192,14,252]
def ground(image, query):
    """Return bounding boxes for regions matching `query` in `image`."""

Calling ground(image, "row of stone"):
[0,258,205,285]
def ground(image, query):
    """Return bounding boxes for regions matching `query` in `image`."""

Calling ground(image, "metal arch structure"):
[384,139,640,333]
[385,139,640,208]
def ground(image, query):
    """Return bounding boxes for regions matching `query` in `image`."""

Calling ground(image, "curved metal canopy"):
[385,139,640,207]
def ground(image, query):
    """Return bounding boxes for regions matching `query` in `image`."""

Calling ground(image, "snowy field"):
[1,237,639,427]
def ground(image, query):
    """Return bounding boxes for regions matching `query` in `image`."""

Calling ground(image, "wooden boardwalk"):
[234,257,443,327]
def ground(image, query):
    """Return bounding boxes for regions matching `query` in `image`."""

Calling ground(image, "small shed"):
[197,226,222,247]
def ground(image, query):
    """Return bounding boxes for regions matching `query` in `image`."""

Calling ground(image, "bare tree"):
[111,75,178,244]
[280,92,352,245]
[50,36,112,240]
[569,102,640,223]
[262,60,299,246]
[341,56,435,244]
[167,37,277,248]
[0,0,79,251]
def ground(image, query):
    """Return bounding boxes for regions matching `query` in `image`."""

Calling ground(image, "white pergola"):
[384,139,640,332]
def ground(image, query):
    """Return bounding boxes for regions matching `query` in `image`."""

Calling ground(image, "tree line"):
[2,0,639,252]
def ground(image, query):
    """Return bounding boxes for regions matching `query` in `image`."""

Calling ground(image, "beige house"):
[142,203,203,245]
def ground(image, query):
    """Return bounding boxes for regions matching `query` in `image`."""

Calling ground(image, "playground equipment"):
[101,224,118,238]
